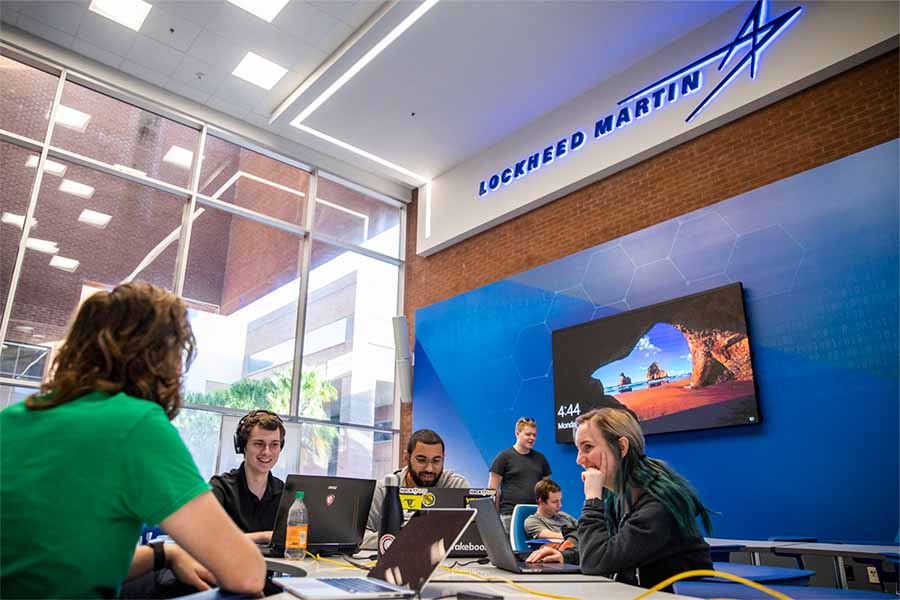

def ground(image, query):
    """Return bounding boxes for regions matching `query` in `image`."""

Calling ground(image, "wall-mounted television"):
[551,282,759,442]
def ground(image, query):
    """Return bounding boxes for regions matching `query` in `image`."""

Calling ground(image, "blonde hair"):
[515,416,537,433]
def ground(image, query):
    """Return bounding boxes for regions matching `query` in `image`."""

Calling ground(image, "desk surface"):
[264,556,698,599]
[773,542,900,558]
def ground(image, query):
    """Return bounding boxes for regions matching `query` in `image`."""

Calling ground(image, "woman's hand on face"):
[526,546,563,563]
[582,468,605,500]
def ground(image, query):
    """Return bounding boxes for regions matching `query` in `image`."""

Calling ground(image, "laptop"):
[468,497,580,574]
[274,508,476,599]
[425,488,495,557]
[261,475,376,558]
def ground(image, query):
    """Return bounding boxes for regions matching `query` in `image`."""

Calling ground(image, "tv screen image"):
[551,282,759,441]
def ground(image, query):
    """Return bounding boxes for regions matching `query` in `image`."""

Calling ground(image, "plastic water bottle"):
[378,474,402,557]
[285,491,308,560]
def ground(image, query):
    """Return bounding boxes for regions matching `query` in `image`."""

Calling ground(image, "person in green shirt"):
[0,282,266,599]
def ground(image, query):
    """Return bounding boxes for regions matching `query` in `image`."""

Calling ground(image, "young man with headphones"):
[209,410,286,544]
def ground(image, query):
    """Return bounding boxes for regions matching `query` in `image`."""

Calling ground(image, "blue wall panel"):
[413,140,899,541]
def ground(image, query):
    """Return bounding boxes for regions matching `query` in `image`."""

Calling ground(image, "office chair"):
[509,504,538,553]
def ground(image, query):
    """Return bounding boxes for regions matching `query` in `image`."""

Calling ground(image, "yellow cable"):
[310,553,376,570]
[629,569,794,600]
[439,565,583,600]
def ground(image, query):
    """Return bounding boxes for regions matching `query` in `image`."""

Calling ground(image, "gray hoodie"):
[361,466,470,549]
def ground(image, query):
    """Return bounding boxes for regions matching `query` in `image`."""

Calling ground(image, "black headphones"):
[233,409,285,455]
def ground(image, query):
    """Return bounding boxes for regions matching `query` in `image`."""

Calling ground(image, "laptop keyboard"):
[320,578,400,594]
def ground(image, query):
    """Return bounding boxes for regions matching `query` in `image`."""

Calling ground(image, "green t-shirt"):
[0,391,211,599]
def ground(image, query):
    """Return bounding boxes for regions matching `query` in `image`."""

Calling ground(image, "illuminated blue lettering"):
[667,82,678,102]
[594,115,614,138]
[555,137,568,159]
[570,130,586,151]
[681,71,702,95]
[651,88,666,109]
[634,97,651,119]
[501,167,513,185]
[615,106,632,128]
[527,152,541,172]
[489,174,501,191]
[478,180,488,197]
[542,145,554,165]
[513,159,527,179]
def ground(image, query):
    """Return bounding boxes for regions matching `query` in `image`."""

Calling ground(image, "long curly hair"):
[575,408,713,538]
[26,282,196,419]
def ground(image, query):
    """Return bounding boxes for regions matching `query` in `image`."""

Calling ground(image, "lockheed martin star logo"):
[619,0,803,123]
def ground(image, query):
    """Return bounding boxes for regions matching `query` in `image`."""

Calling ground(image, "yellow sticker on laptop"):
[400,493,423,510]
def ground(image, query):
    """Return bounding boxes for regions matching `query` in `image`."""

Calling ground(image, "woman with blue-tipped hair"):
[527,407,713,589]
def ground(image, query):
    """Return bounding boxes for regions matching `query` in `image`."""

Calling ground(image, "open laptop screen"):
[368,509,475,593]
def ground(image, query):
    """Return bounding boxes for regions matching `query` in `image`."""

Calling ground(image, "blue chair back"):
[509,504,538,552]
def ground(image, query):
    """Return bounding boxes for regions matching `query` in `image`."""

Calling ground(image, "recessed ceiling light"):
[113,164,147,178]
[226,0,289,23]
[2,212,37,229]
[54,105,92,132]
[163,145,194,169]
[89,0,152,32]
[26,238,59,255]
[50,256,80,272]
[78,209,112,229]
[59,179,95,199]
[291,0,440,126]
[232,52,287,90]
[25,155,67,177]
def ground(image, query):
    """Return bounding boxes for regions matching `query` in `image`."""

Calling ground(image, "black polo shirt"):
[209,463,284,533]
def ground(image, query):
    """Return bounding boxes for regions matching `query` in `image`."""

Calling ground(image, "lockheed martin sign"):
[477,0,803,199]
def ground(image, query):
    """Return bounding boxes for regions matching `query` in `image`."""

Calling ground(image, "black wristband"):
[150,541,166,571]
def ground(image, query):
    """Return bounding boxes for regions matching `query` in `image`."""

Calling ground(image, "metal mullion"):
[173,125,207,296]
[0,44,62,77]
[392,204,408,456]
[181,401,399,435]
[47,146,192,198]
[0,69,67,350]
[318,170,406,208]
[310,232,403,267]
[0,129,44,152]
[0,377,40,389]
[194,194,308,236]
[289,169,318,417]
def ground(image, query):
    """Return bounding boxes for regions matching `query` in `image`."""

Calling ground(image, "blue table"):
[676,581,899,599]
[707,562,815,585]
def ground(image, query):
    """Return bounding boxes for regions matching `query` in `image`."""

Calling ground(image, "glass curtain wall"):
[0,48,404,481]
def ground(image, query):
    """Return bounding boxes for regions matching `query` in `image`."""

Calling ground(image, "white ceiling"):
[0,0,742,188]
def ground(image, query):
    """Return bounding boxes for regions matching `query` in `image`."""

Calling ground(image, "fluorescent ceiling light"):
[291,0,440,126]
[89,0,152,32]
[2,212,37,229]
[78,209,112,229]
[25,155,67,177]
[26,238,59,255]
[232,52,287,90]
[54,105,92,132]
[163,145,194,169]
[113,164,147,178]
[50,256,80,272]
[295,123,429,184]
[59,179,95,199]
[14,326,33,333]
[226,0,289,22]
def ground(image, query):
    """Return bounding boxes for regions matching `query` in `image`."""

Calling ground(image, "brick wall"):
[401,50,900,440]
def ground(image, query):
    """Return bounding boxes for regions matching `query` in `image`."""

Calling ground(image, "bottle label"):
[286,524,308,549]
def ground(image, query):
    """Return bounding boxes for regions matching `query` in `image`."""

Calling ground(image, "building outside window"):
[0,49,403,482]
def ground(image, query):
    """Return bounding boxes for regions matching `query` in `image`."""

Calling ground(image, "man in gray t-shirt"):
[523,479,577,540]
